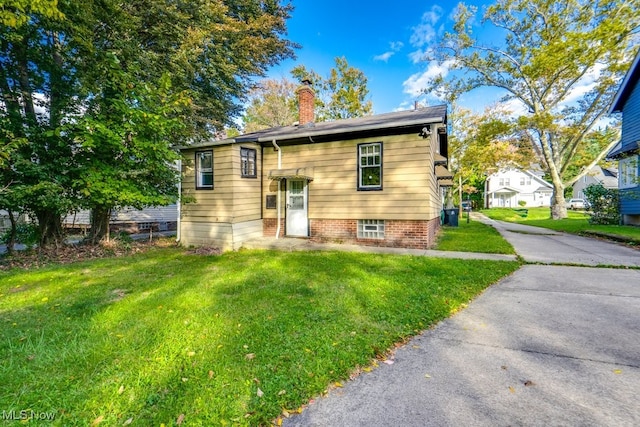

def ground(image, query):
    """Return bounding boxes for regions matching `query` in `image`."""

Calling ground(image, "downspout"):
[271,139,282,239]
[176,159,182,243]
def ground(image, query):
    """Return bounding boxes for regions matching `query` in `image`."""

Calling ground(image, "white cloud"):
[374,52,394,62]
[409,6,443,48]
[402,60,454,97]
[374,41,404,62]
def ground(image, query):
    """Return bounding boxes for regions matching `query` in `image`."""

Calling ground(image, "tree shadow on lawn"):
[0,249,518,426]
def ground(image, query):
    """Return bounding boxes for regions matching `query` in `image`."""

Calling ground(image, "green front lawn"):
[435,218,515,254]
[482,207,640,244]
[0,248,519,426]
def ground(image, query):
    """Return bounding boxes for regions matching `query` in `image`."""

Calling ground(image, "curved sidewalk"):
[474,214,640,267]
[282,216,640,427]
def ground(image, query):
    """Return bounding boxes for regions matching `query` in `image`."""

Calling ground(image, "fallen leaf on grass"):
[176,414,185,425]
[118,385,125,395]
[257,388,264,397]
[245,353,255,360]
[277,390,286,396]
[91,416,104,426]
[334,381,343,388]
[123,418,133,425]
[208,370,214,379]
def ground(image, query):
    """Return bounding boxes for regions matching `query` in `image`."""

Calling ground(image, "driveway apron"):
[284,218,640,427]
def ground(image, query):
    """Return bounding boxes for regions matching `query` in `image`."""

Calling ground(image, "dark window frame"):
[195,150,213,190]
[357,142,383,191]
[240,147,257,178]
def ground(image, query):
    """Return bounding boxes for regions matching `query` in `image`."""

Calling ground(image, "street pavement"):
[283,216,640,427]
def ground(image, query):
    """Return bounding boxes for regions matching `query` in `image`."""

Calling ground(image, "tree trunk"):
[35,210,64,247]
[89,206,111,244]
[549,179,567,220]
[5,210,17,255]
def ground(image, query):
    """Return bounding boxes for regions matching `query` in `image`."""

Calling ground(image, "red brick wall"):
[309,218,440,249]
[263,218,285,238]
[264,217,440,249]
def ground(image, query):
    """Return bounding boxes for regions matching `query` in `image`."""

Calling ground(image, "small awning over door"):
[268,167,314,181]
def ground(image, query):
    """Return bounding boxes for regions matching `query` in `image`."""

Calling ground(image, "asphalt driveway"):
[283,218,640,426]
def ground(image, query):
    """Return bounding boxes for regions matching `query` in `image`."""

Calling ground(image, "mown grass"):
[435,219,515,254]
[482,207,640,244]
[0,248,519,426]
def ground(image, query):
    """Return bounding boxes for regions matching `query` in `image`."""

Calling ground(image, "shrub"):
[584,184,620,225]
[0,223,40,249]
[518,200,527,207]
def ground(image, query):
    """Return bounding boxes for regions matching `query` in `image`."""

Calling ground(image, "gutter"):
[176,159,182,243]
[271,139,282,239]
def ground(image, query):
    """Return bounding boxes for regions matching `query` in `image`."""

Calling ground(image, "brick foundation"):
[264,217,440,249]
[263,218,286,238]
[310,218,440,249]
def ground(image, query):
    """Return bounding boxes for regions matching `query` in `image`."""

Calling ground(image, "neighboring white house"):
[572,166,618,200]
[485,169,553,208]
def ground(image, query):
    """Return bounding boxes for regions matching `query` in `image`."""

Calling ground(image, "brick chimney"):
[296,79,315,125]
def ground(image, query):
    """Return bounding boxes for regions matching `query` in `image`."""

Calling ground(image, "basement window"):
[358,220,385,239]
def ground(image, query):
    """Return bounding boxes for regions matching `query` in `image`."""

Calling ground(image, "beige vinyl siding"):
[181,143,261,224]
[263,133,442,221]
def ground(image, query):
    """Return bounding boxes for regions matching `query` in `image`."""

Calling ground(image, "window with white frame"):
[619,155,638,189]
[520,177,525,185]
[499,178,504,186]
[196,150,213,189]
[358,220,385,239]
[358,143,382,190]
[240,147,256,178]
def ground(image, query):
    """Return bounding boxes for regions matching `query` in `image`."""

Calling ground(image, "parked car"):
[461,200,472,212]
[567,198,587,210]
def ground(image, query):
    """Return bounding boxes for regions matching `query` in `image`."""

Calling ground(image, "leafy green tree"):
[449,105,533,206]
[0,0,63,28]
[291,56,373,121]
[424,0,639,219]
[243,77,298,132]
[1,0,296,245]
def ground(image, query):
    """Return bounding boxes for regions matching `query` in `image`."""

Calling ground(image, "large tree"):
[425,0,639,218]
[242,77,298,132]
[0,0,296,244]
[448,105,533,206]
[291,56,373,121]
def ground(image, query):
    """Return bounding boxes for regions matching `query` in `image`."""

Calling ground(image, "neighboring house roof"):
[188,105,448,148]
[488,186,520,194]
[607,49,640,159]
[534,186,552,192]
[609,48,640,114]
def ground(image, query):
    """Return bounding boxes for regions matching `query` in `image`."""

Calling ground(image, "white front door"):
[286,179,308,236]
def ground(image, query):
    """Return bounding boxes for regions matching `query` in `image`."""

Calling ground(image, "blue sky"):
[266,0,493,114]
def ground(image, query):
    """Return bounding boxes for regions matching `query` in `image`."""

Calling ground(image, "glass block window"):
[357,220,385,239]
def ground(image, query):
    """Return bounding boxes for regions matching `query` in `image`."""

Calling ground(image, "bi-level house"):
[178,81,452,251]
[608,49,640,225]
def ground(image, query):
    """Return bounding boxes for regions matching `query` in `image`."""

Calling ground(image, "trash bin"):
[444,208,459,226]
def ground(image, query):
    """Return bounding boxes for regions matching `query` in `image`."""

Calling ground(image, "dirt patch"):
[0,237,179,271]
